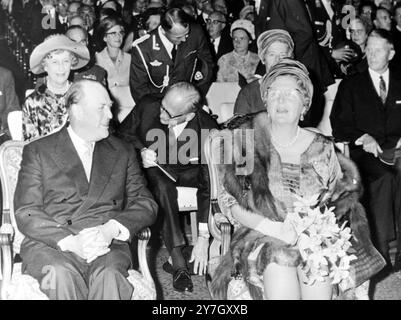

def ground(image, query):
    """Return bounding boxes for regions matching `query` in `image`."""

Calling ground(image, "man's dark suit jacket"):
[257,0,334,90]
[212,28,234,63]
[116,95,219,223]
[0,66,20,134]
[330,69,401,151]
[130,23,215,102]
[14,127,158,257]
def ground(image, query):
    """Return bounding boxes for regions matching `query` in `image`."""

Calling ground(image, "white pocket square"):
[150,60,162,67]
[396,100,401,104]
[0,91,3,96]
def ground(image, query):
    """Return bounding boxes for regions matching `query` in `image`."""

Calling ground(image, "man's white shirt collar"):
[158,26,174,58]
[67,127,95,161]
[171,121,188,138]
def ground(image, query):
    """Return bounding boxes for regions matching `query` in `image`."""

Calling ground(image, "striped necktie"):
[379,76,387,104]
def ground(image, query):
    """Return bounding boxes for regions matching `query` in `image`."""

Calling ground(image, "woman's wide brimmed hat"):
[30,34,90,74]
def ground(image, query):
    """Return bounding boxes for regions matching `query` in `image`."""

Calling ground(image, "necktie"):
[171,45,177,62]
[82,142,94,182]
[379,76,387,104]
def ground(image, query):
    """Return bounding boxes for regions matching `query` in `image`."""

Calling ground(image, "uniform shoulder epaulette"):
[132,34,150,47]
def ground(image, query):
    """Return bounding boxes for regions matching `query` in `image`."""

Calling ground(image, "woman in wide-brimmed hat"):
[23,34,90,141]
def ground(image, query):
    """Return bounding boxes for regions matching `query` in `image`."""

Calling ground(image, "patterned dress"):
[217,51,260,83]
[22,83,69,141]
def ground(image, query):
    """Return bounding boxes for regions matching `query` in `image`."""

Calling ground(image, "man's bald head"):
[160,82,201,126]
[163,82,201,113]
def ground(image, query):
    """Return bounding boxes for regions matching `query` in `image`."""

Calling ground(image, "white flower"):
[290,194,355,288]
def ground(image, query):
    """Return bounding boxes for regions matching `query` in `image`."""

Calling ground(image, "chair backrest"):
[206,82,241,124]
[204,129,230,244]
[0,140,26,254]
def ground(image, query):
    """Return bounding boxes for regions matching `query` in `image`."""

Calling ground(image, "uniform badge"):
[194,71,203,81]
[150,60,163,67]
[152,35,160,51]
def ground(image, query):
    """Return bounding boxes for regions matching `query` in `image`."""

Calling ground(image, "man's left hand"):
[189,237,209,276]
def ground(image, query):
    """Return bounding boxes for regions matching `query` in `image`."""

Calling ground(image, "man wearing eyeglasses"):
[206,11,233,63]
[130,7,215,103]
[116,82,218,293]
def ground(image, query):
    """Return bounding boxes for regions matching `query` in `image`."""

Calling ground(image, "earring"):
[300,114,304,121]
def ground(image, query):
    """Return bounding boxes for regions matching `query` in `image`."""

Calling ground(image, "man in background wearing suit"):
[206,11,233,63]
[117,82,218,293]
[331,29,401,275]
[14,80,158,300]
[130,7,215,103]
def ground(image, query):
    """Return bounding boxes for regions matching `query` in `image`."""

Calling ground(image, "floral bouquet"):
[286,194,357,291]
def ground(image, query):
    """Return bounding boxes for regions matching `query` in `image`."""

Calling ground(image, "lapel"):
[385,69,397,107]
[51,127,89,198]
[76,137,118,215]
[364,70,384,108]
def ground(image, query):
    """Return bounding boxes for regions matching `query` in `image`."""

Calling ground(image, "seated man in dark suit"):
[330,29,401,274]
[14,80,158,300]
[117,82,219,292]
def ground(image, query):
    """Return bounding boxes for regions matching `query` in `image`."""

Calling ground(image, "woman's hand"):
[279,219,298,246]
[255,218,298,245]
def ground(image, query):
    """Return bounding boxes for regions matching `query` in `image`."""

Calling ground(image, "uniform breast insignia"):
[150,60,163,67]
[152,35,160,51]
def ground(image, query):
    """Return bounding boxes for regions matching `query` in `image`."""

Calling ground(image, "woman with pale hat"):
[216,19,259,83]
[23,34,90,141]
[233,29,294,115]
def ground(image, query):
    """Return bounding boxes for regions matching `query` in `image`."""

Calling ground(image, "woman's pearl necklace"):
[271,127,300,148]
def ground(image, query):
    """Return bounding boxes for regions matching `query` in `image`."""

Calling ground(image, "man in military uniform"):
[130,7,215,103]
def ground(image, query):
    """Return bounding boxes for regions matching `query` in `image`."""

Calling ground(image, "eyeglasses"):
[205,18,225,25]
[267,88,303,101]
[106,30,125,37]
[160,105,187,119]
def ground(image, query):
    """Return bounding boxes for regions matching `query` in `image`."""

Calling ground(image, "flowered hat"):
[230,19,255,40]
[30,34,90,74]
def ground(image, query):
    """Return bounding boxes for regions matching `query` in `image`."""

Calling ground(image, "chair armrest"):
[135,228,154,289]
[0,233,12,300]
[208,200,232,255]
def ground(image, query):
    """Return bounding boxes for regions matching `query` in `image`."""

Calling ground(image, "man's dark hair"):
[372,6,391,21]
[160,7,190,31]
